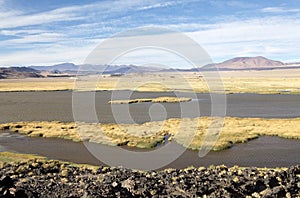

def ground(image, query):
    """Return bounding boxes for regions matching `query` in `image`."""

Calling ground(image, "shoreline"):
[0,88,300,95]
[0,131,299,169]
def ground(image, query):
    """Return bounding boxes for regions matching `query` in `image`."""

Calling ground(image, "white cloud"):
[0,8,85,29]
[0,29,47,36]
[2,15,300,66]
[0,0,181,29]
[188,18,300,44]
[184,16,300,62]
[165,23,219,32]
[0,41,98,66]
[1,1,300,66]
[0,0,21,18]
[0,33,65,45]
[111,17,300,67]
[137,1,178,11]
[209,0,256,8]
[261,7,300,13]
[112,48,192,68]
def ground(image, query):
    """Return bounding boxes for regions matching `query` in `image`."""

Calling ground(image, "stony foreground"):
[0,160,299,197]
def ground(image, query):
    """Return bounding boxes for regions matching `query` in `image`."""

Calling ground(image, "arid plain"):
[1,68,300,94]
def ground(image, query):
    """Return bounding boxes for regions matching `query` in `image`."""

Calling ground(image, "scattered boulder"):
[0,160,299,197]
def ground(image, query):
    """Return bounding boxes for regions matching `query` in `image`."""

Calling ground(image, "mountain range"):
[29,63,162,74]
[1,56,299,79]
[29,56,299,72]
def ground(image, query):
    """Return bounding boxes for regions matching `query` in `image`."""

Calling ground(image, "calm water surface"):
[0,131,299,169]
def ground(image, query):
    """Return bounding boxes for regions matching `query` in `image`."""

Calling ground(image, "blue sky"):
[0,0,300,67]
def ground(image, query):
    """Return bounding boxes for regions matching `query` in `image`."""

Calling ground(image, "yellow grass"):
[109,97,192,104]
[0,152,100,170]
[0,152,45,166]
[0,121,81,141]
[1,117,299,151]
[1,69,300,94]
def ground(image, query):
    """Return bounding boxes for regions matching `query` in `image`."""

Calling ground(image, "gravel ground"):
[0,159,299,197]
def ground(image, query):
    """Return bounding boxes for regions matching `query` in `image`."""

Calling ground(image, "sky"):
[0,0,300,67]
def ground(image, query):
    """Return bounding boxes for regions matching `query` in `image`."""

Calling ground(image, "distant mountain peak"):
[203,56,284,70]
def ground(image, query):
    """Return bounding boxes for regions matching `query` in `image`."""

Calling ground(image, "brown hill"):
[0,67,44,79]
[203,56,285,70]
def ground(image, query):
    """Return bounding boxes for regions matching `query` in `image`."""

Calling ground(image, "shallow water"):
[1,131,299,169]
[0,91,300,123]
[1,91,299,169]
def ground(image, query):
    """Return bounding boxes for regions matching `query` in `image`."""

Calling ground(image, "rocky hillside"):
[0,67,43,79]
[0,159,299,197]
[203,56,285,70]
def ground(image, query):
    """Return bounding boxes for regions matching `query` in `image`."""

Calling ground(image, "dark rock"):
[254,179,267,192]
[224,187,244,197]
[271,186,286,197]
[268,176,280,188]
[0,176,14,188]
[0,160,299,197]
[15,187,38,198]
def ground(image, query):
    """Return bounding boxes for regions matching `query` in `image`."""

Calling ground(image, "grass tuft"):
[1,117,300,151]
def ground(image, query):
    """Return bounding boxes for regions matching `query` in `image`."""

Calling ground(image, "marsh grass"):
[109,97,192,104]
[0,152,45,166]
[1,117,299,151]
[0,152,101,171]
